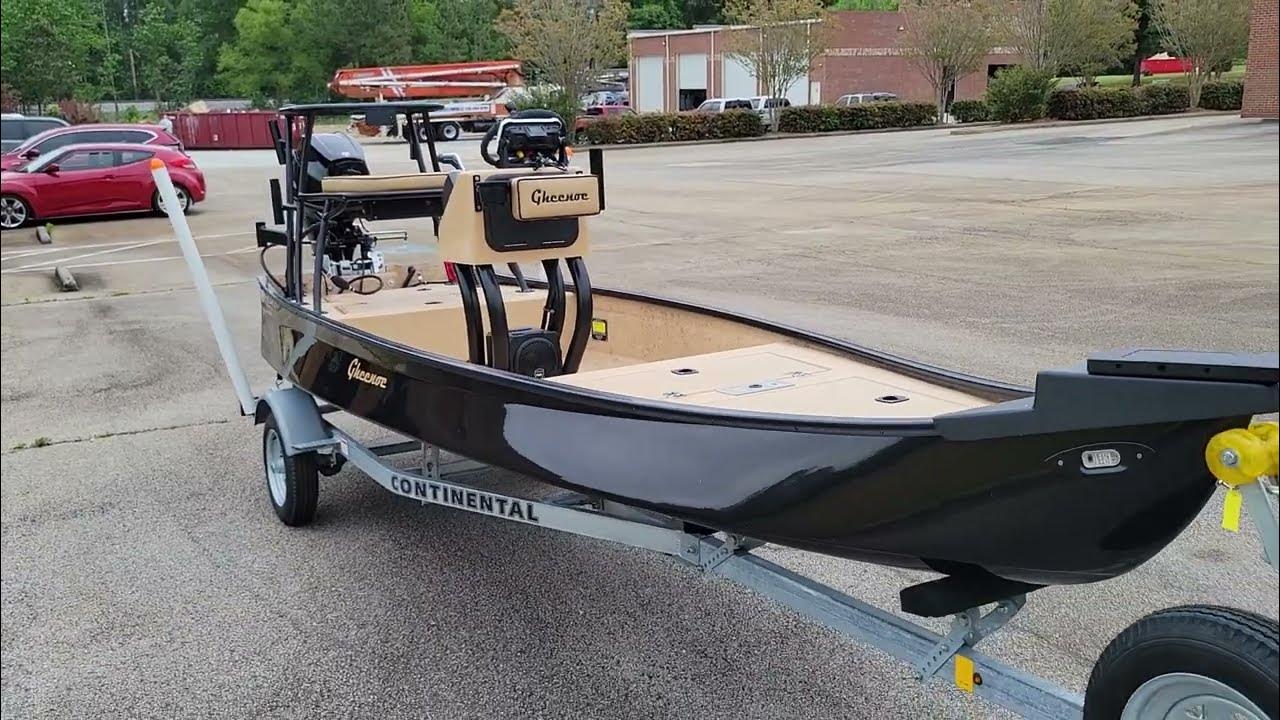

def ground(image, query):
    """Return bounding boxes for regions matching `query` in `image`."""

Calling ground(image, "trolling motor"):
[480,110,570,169]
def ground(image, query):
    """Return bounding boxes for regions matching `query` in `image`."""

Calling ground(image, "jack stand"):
[917,596,1027,680]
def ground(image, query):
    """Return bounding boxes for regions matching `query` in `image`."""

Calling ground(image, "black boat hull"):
[260,281,1268,586]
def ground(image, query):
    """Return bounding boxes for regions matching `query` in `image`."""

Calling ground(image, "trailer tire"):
[262,413,319,527]
[1084,605,1278,720]
[437,122,461,142]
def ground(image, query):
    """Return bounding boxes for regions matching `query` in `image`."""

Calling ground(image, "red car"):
[0,123,183,171]
[573,105,635,136]
[0,143,205,229]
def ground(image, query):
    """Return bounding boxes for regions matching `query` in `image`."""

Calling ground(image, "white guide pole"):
[150,158,256,415]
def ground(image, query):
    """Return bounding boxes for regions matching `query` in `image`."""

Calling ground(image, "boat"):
[244,102,1279,601]
[152,101,1280,719]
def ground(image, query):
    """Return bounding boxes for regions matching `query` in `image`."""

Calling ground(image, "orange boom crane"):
[329,61,526,141]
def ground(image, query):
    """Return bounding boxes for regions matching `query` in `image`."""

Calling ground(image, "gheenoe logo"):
[530,187,589,205]
[348,359,388,389]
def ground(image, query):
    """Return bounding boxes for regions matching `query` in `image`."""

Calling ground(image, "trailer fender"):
[254,387,333,456]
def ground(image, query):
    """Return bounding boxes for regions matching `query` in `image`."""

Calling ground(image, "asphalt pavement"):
[2,115,1277,719]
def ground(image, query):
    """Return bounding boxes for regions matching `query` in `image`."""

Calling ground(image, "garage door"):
[677,54,708,110]
[678,54,707,90]
[722,56,757,99]
[635,56,665,112]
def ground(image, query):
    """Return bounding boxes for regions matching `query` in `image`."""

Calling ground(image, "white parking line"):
[1,240,136,261]
[1,246,258,274]
[0,230,254,262]
[10,239,167,271]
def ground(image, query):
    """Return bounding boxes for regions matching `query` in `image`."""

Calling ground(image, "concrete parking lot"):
[2,115,1278,719]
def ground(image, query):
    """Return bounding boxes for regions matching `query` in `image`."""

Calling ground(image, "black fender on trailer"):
[253,387,331,456]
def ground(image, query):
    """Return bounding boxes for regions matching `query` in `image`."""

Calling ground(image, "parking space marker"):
[1,230,254,263]
[1,246,257,274]
[10,239,167,271]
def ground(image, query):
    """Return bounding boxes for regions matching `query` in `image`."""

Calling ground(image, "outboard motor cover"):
[301,133,368,193]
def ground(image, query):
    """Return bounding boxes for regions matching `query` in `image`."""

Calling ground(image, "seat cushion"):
[321,173,449,194]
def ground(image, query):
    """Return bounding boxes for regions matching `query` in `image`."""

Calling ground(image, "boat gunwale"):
[263,276,1031,436]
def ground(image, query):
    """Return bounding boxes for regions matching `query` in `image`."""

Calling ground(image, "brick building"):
[1243,0,1278,119]
[627,11,1017,112]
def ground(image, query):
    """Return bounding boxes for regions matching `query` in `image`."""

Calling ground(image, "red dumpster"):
[167,111,281,150]
[1140,54,1194,75]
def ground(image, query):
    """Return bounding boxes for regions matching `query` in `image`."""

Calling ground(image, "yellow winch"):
[1205,421,1279,536]
[1205,421,1280,488]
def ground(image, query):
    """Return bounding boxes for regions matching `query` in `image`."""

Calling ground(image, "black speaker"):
[491,328,562,378]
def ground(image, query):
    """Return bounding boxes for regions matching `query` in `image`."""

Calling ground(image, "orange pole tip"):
[149,158,165,170]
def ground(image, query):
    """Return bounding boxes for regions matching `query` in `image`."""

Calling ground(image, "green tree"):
[497,0,630,106]
[176,0,248,97]
[900,0,1000,121]
[133,0,203,106]
[722,0,836,131]
[682,0,725,25]
[288,0,417,96]
[1150,0,1248,106]
[218,0,298,104]
[0,0,104,108]
[413,0,512,61]
[629,0,684,29]
[1006,0,1136,84]
[1130,0,1164,85]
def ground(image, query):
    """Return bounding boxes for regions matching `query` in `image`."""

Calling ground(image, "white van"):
[694,98,754,113]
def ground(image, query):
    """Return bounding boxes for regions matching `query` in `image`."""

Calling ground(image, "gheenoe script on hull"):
[530,188,589,205]
[348,359,388,389]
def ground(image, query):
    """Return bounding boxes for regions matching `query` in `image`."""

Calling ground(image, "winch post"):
[1205,422,1280,572]
[151,159,256,415]
[1241,481,1279,572]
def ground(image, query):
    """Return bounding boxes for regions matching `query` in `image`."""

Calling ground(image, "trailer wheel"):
[262,414,319,526]
[437,122,461,142]
[1084,605,1278,720]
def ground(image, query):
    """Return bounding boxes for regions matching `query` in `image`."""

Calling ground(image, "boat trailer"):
[151,159,1280,720]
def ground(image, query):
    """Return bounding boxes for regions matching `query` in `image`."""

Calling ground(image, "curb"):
[948,110,1238,136]
[35,226,52,244]
[584,122,964,152]
[53,265,78,292]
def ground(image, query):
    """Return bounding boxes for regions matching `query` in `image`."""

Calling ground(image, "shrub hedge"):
[1136,84,1190,115]
[1047,87,1142,120]
[776,101,937,133]
[1198,81,1244,110]
[949,99,990,123]
[579,109,764,145]
[1045,82,1217,120]
[986,65,1056,122]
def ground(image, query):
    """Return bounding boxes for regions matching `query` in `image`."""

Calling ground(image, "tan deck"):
[551,342,989,417]
[325,285,990,418]
[325,283,564,362]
